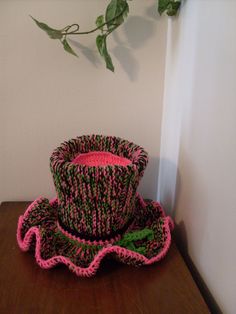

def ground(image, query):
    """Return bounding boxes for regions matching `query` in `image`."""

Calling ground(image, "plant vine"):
[31,0,181,72]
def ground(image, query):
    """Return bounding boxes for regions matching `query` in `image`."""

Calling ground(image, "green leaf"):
[96,35,114,72]
[96,15,105,31]
[158,0,181,16]
[105,0,118,26]
[158,0,170,15]
[105,0,129,30]
[167,1,181,16]
[104,51,115,72]
[61,38,78,57]
[30,15,63,39]
[96,34,105,56]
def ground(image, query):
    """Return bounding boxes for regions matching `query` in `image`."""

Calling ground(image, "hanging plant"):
[31,0,181,72]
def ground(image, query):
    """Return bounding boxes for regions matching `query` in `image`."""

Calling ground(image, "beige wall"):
[0,0,167,201]
[159,1,236,313]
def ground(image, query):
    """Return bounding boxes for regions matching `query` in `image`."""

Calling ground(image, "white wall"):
[0,0,167,202]
[159,1,236,313]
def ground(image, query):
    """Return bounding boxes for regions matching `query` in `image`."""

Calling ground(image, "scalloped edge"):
[16,198,174,277]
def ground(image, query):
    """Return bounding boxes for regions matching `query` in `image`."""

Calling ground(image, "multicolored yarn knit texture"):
[17,135,174,277]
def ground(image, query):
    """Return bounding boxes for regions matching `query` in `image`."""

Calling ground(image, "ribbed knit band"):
[50,135,148,239]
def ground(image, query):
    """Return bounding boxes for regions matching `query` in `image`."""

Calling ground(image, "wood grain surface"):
[0,202,210,314]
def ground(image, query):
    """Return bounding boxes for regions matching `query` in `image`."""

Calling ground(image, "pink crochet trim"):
[16,198,174,277]
[72,151,131,167]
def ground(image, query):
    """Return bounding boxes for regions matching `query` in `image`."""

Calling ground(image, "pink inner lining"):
[72,151,131,167]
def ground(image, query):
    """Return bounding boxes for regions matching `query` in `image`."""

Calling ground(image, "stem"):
[62,28,99,36]
[65,24,80,33]
[61,3,128,36]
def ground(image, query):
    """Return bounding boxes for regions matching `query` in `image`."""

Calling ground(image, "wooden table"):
[0,202,209,314]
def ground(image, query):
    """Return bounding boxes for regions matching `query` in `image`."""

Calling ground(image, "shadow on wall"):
[174,221,223,314]
[67,14,156,81]
[158,158,180,216]
[171,157,223,314]
[138,156,159,200]
[145,3,162,20]
[112,15,155,81]
[123,15,155,49]
[158,157,222,312]
[69,39,102,67]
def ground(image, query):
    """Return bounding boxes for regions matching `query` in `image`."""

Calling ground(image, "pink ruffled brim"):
[17,197,174,277]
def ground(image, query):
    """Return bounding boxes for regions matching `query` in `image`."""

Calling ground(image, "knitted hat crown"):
[50,135,148,240]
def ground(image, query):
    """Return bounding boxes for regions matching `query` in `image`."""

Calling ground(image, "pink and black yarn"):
[17,135,174,277]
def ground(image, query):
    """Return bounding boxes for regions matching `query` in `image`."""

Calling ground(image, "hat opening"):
[50,135,148,173]
[72,151,132,167]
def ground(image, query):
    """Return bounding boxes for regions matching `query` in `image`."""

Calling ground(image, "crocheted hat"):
[17,135,173,277]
